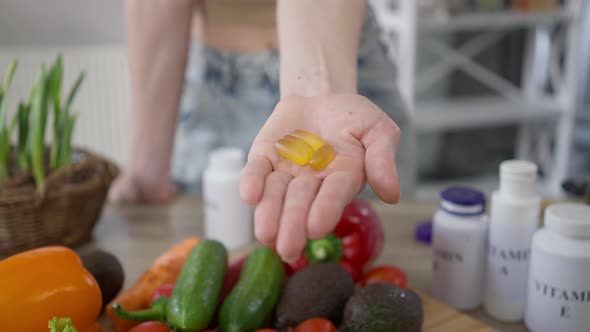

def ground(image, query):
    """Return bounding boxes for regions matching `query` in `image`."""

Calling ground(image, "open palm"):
[240,94,401,262]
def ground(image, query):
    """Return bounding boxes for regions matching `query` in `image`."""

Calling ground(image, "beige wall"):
[0,0,125,46]
[0,0,131,166]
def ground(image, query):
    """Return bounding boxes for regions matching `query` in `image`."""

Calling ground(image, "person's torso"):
[203,0,276,27]
[195,0,278,52]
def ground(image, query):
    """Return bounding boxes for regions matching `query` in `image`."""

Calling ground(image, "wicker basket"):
[0,148,119,256]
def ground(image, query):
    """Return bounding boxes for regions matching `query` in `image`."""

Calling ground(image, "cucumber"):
[218,247,285,332]
[166,239,228,331]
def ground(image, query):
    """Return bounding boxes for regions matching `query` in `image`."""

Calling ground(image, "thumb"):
[360,119,401,204]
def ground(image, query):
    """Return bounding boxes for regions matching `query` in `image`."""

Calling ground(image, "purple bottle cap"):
[440,186,486,216]
[414,220,432,245]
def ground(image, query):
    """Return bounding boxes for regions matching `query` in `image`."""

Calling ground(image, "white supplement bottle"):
[484,160,541,322]
[203,147,253,250]
[525,203,590,332]
[432,186,488,310]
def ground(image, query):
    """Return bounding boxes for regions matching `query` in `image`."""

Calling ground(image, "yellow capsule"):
[275,135,314,165]
[290,130,325,151]
[309,144,335,170]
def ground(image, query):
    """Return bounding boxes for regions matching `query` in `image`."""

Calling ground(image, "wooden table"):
[90,195,529,332]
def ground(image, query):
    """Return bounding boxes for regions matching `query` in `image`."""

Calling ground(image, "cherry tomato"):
[294,318,337,332]
[128,321,169,332]
[149,283,174,304]
[256,330,279,332]
[360,265,408,288]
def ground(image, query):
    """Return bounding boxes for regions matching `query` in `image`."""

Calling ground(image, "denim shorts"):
[171,8,413,196]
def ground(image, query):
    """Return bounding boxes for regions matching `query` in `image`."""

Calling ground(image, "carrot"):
[106,237,200,332]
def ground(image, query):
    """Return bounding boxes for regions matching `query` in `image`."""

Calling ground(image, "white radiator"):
[0,46,131,167]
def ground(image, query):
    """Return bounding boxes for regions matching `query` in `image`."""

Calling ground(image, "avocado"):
[79,248,125,309]
[274,263,354,329]
[341,283,423,332]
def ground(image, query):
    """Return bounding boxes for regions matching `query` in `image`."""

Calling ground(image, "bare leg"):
[109,0,195,204]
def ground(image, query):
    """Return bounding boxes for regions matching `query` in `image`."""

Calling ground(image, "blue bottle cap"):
[440,186,486,216]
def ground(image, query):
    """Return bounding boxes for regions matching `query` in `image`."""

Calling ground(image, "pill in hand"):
[309,144,335,170]
[290,129,325,151]
[275,130,336,170]
[275,135,314,165]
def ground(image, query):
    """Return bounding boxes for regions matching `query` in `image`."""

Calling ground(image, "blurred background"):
[0,0,588,200]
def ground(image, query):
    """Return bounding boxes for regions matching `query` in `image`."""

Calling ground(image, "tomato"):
[149,283,174,304]
[360,265,408,288]
[256,330,279,332]
[128,321,169,332]
[294,318,337,332]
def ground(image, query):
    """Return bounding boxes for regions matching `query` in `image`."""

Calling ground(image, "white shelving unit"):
[371,0,586,197]
[420,9,573,31]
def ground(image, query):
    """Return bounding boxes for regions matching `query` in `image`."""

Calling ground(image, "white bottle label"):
[484,219,538,321]
[525,250,590,332]
[432,219,487,310]
[203,173,253,250]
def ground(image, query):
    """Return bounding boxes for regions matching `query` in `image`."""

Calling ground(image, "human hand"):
[240,94,401,262]
[108,171,177,205]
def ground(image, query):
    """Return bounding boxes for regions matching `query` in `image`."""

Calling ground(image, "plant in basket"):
[0,55,118,255]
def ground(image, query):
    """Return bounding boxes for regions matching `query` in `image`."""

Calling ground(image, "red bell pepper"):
[219,255,246,300]
[211,255,247,330]
[286,198,384,281]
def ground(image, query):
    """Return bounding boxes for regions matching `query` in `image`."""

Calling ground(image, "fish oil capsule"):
[290,130,325,151]
[309,144,335,170]
[275,135,314,165]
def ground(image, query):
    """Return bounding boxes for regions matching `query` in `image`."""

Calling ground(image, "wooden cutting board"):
[418,290,496,332]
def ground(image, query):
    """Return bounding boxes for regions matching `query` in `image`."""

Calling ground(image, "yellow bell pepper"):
[0,246,102,332]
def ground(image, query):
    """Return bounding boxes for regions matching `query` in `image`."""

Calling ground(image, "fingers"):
[307,171,361,239]
[144,181,178,205]
[108,176,140,204]
[108,174,177,205]
[240,155,273,205]
[276,175,321,262]
[361,120,401,204]
[254,171,293,245]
